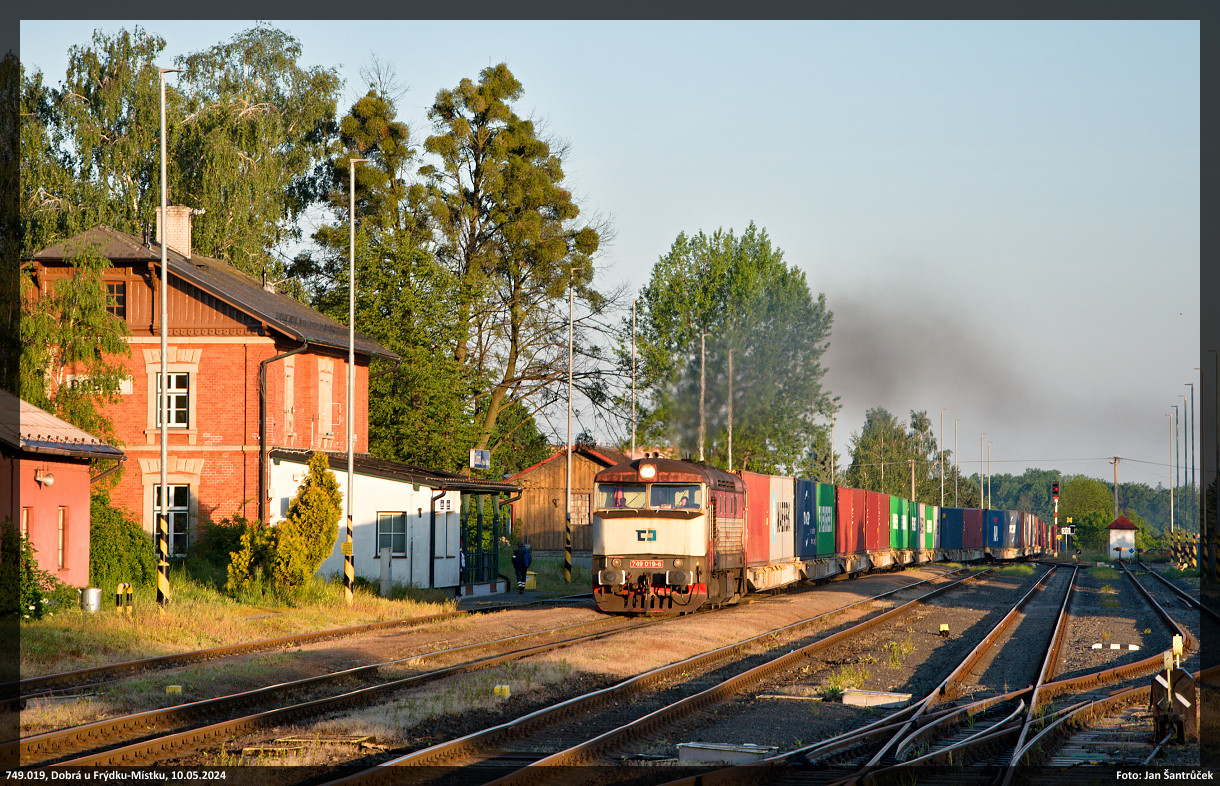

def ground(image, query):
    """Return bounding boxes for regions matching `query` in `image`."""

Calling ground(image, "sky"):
[18,19,1201,495]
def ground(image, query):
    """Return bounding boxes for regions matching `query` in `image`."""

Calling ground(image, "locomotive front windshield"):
[596,483,702,510]
[650,484,701,509]
[597,484,647,509]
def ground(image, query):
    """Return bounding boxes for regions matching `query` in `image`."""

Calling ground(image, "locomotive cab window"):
[597,483,646,509]
[651,484,701,509]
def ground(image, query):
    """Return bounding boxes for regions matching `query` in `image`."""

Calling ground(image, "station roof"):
[0,389,125,462]
[31,226,397,361]
[270,448,520,495]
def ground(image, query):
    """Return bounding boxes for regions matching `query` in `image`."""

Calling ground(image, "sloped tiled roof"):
[270,448,520,495]
[507,444,630,481]
[32,226,397,361]
[1107,515,1137,531]
[0,389,125,461]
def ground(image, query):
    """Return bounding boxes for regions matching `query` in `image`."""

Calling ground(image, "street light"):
[1167,411,1175,533]
[954,420,959,507]
[699,331,708,462]
[345,157,367,607]
[980,433,985,509]
[986,441,992,510]
[565,266,578,583]
[939,408,946,507]
[631,298,643,459]
[157,66,183,609]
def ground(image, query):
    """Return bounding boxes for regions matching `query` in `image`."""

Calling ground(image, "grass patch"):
[1100,597,1122,609]
[310,659,575,743]
[1160,566,1200,581]
[993,564,1035,577]
[822,664,871,698]
[1087,566,1118,581]
[884,640,914,669]
[20,566,457,678]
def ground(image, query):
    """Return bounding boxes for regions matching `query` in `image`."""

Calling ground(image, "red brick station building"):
[20,209,516,592]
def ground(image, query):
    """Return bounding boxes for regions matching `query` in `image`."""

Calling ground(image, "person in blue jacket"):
[511,541,532,594]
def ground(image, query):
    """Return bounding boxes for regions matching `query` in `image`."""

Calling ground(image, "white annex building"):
[268,448,519,595]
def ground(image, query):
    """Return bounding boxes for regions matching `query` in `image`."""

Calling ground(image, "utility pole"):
[1110,456,1121,520]
[980,433,985,509]
[909,458,915,502]
[954,420,959,507]
[565,268,576,583]
[345,157,367,607]
[699,331,707,462]
[1168,412,1175,533]
[939,408,945,507]
[631,298,641,459]
[727,347,733,471]
[157,67,183,609]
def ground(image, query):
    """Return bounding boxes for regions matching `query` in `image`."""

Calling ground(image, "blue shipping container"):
[940,508,965,550]
[795,478,818,558]
[987,510,1006,550]
[1006,511,1021,548]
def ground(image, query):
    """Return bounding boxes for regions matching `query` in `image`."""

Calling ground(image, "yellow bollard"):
[115,583,133,616]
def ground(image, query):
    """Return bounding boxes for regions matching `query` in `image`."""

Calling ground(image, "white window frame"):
[154,483,191,557]
[155,372,190,428]
[377,512,407,557]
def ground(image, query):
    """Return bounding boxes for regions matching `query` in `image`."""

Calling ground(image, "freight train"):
[591,457,1051,613]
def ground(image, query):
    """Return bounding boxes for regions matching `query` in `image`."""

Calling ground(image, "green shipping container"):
[890,497,909,549]
[816,482,835,556]
[924,504,936,550]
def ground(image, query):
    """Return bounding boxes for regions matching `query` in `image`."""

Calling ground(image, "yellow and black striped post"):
[564,513,572,583]
[344,514,354,606]
[156,513,170,608]
[115,583,133,616]
[1188,533,1198,572]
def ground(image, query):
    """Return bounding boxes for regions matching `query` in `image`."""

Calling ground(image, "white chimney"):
[155,206,204,259]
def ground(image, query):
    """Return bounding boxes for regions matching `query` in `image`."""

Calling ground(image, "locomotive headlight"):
[639,463,656,480]
[673,558,683,568]
[612,558,621,568]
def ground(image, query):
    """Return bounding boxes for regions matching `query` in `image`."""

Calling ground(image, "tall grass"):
[20,565,457,678]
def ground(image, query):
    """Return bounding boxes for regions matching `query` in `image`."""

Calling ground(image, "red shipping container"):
[835,486,865,555]
[963,509,984,549]
[865,491,890,552]
[743,471,773,566]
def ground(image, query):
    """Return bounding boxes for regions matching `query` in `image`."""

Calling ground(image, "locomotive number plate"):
[630,559,663,568]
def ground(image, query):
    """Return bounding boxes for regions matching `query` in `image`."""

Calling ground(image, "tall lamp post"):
[631,298,642,459]
[728,347,734,472]
[345,157,367,606]
[1187,383,1195,509]
[1174,404,1181,509]
[698,331,708,462]
[157,66,183,609]
[954,420,959,507]
[939,409,946,507]
[986,441,992,510]
[565,268,577,582]
[980,433,985,509]
[1168,411,1176,533]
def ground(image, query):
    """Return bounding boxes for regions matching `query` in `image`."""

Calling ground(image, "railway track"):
[17,614,638,767]
[648,560,1203,786]
[12,593,593,703]
[311,565,1040,785]
[21,570,965,769]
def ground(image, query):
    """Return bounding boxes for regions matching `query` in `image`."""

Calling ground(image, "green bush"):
[0,524,67,620]
[89,490,157,589]
[273,453,341,594]
[187,514,250,589]
[224,523,278,599]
